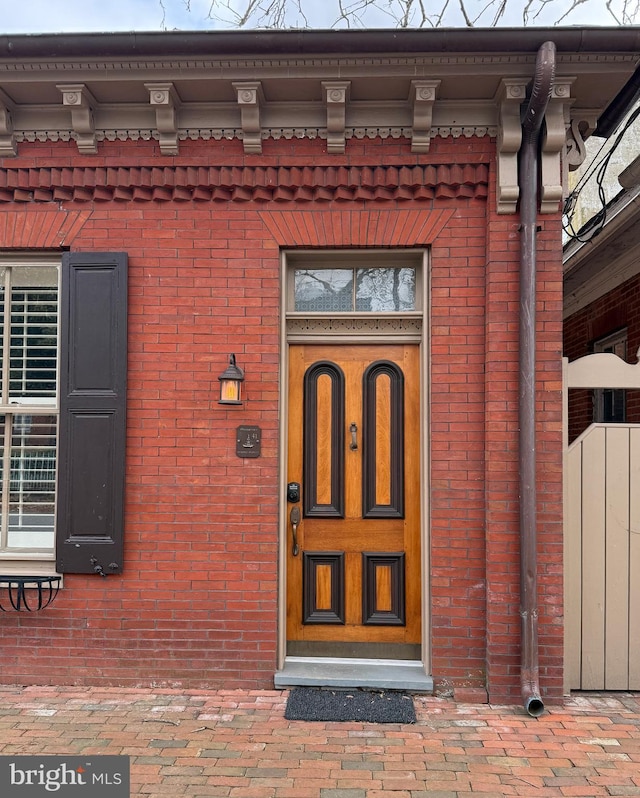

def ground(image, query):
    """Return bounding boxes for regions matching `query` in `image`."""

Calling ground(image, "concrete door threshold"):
[274,656,434,693]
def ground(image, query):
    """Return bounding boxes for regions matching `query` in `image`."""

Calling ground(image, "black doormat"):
[284,687,416,723]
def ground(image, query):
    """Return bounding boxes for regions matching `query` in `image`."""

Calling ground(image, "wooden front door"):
[286,344,421,656]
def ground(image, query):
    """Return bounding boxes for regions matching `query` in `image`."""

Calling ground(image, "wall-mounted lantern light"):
[218,354,244,405]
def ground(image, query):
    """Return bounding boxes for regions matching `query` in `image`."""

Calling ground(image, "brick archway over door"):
[259,209,454,247]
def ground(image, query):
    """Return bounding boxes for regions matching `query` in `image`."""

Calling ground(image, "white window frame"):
[0,255,60,574]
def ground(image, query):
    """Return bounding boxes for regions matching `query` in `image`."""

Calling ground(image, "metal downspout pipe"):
[518,40,556,718]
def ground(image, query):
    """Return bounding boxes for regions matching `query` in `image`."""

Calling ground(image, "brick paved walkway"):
[0,686,638,796]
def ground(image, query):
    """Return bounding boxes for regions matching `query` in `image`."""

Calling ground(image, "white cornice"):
[0,48,635,219]
[0,51,635,73]
[12,125,498,145]
[5,97,501,147]
[0,86,16,156]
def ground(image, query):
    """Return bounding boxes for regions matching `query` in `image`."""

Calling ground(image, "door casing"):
[277,251,430,672]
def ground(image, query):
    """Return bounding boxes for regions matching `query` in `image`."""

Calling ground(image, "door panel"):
[286,344,421,649]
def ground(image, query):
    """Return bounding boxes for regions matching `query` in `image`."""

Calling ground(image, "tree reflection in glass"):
[356,268,415,311]
[294,267,415,312]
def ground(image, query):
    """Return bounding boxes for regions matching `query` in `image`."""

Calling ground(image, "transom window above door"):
[285,251,425,343]
[294,267,416,312]
[287,251,424,315]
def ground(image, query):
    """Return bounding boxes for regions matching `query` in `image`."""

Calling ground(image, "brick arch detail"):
[0,209,92,249]
[259,209,455,247]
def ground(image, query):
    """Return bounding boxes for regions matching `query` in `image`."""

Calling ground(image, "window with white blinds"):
[0,262,59,554]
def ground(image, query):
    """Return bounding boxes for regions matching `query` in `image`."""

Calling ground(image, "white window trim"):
[0,255,60,572]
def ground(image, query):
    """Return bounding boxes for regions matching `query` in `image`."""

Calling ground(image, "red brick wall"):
[0,134,565,703]
[429,194,488,695]
[564,272,640,442]
[535,220,566,702]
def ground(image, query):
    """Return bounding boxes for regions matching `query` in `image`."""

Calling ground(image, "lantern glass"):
[220,378,241,404]
[218,355,244,405]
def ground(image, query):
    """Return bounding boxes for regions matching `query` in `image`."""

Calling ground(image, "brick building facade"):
[0,28,638,707]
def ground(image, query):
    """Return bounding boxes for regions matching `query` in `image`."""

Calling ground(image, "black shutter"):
[56,252,127,575]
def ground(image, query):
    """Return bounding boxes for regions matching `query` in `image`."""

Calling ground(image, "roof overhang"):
[0,27,638,214]
[0,27,637,108]
[564,184,640,318]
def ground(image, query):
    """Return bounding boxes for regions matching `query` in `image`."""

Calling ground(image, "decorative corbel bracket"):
[233,82,265,155]
[565,109,599,174]
[0,87,17,157]
[410,80,440,153]
[57,84,97,155]
[540,78,575,213]
[495,79,529,214]
[322,81,350,154]
[145,83,180,156]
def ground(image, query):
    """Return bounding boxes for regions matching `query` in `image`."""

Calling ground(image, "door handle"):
[290,505,301,557]
[350,422,358,450]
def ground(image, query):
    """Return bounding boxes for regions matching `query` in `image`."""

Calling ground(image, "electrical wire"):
[563,102,640,244]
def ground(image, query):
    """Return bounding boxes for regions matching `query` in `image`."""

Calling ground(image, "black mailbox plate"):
[236,425,261,458]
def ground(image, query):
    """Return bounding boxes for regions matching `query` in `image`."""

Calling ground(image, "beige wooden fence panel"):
[630,434,640,688]
[564,352,640,692]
